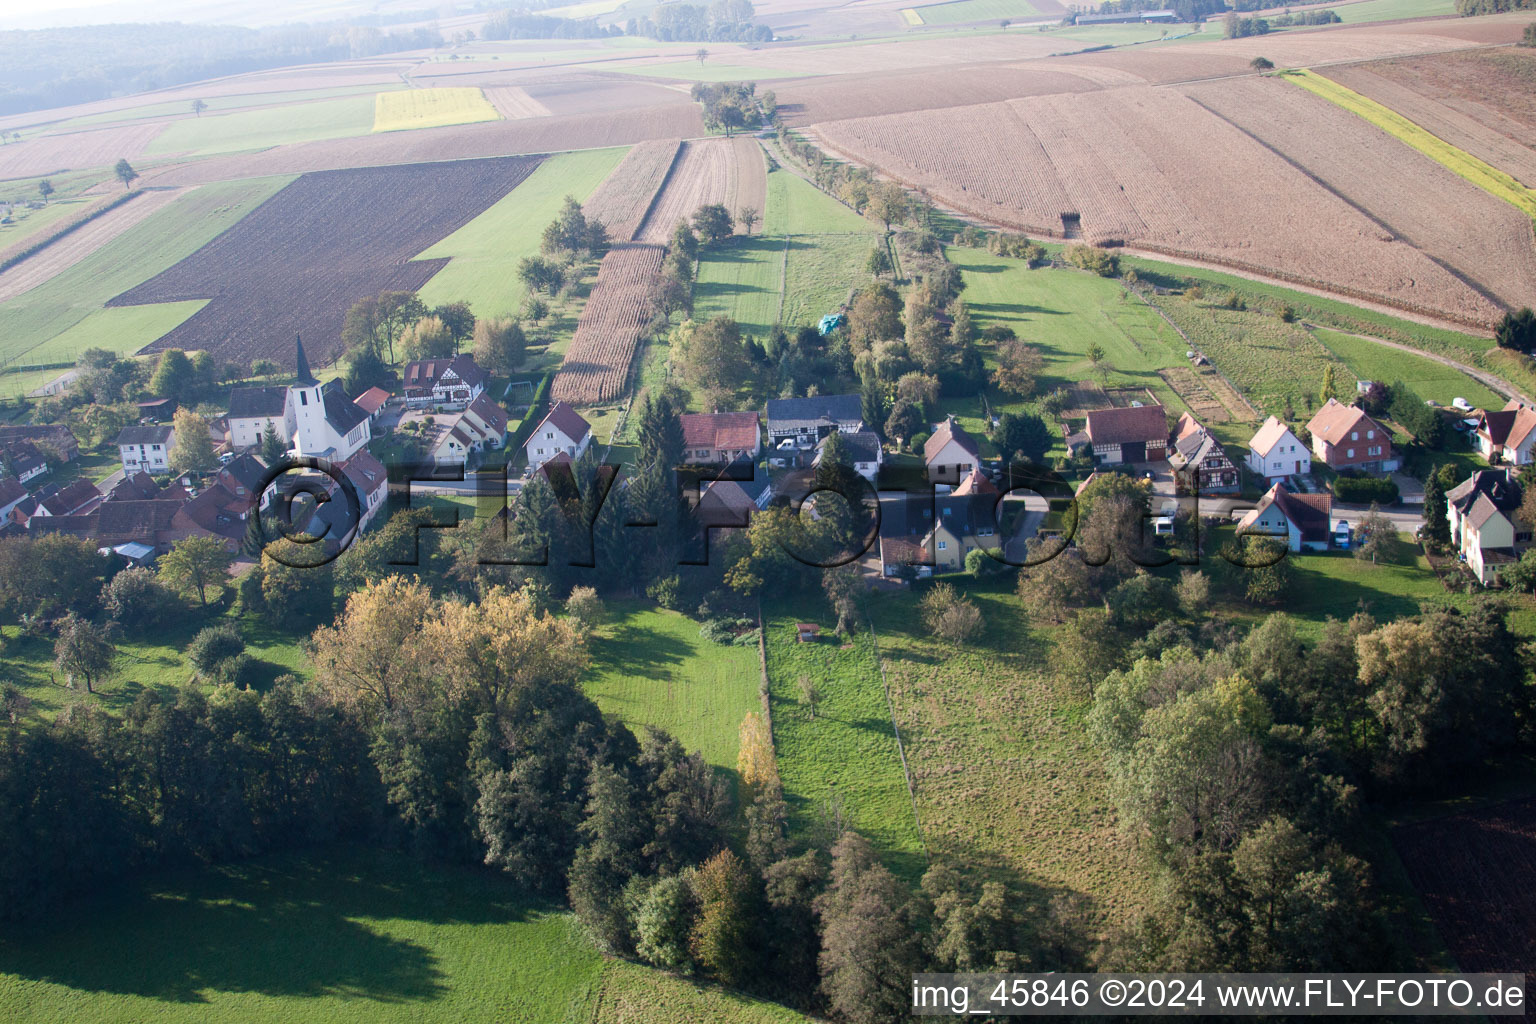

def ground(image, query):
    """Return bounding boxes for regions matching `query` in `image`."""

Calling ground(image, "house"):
[290,338,371,462]
[354,386,391,423]
[1236,483,1333,552]
[105,471,188,504]
[116,424,175,475]
[0,478,27,521]
[33,478,103,519]
[1084,404,1168,464]
[0,441,49,484]
[340,450,390,532]
[817,430,883,483]
[215,452,275,512]
[432,421,478,467]
[1306,399,1395,474]
[401,355,487,410]
[458,393,510,451]
[1473,400,1536,466]
[924,489,1000,572]
[525,401,592,470]
[924,416,980,485]
[0,424,79,463]
[227,385,295,450]
[1446,468,1530,584]
[681,411,761,466]
[764,394,864,447]
[1246,416,1310,481]
[1170,417,1239,494]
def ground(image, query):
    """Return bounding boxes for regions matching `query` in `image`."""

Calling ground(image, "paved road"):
[1193,495,1424,535]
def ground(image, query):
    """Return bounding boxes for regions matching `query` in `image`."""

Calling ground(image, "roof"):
[1173,412,1204,443]
[1483,401,1536,451]
[175,482,251,542]
[1447,468,1521,514]
[0,424,78,452]
[217,453,268,497]
[1466,492,1510,532]
[445,354,488,390]
[402,354,488,393]
[796,622,820,632]
[1248,415,1297,456]
[294,335,317,386]
[1174,429,1228,467]
[765,393,863,431]
[0,478,25,506]
[1240,484,1333,544]
[117,424,175,446]
[535,401,592,444]
[320,380,370,437]
[354,386,391,415]
[681,411,760,451]
[1085,404,1168,446]
[228,385,290,420]
[928,491,998,543]
[466,392,509,437]
[94,499,181,543]
[952,466,998,496]
[341,450,388,496]
[821,429,882,464]
[106,472,163,502]
[39,478,102,516]
[924,416,980,465]
[1306,399,1382,447]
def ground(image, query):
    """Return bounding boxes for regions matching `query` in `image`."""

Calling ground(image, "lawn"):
[0,846,806,1024]
[781,234,884,333]
[584,601,764,774]
[694,235,783,340]
[762,169,872,237]
[906,0,1045,26]
[143,95,378,159]
[373,88,501,133]
[0,176,293,369]
[413,147,626,319]
[763,609,927,879]
[1288,69,1536,217]
[1282,549,1461,638]
[1311,327,1502,409]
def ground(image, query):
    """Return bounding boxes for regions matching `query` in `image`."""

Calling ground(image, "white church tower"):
[289,335,370,461]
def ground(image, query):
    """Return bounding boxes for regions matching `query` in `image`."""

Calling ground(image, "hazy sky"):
[0,0,394,31]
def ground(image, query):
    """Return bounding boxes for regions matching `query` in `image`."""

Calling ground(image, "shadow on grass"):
[589,621,695,679]
[0,847,549,1005]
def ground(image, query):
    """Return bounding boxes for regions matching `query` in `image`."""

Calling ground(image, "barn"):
[1084,404,1169,464]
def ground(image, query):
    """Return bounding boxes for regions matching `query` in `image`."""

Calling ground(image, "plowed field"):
[635,137,767,243]
[582,139,681,242]
[552,243,665,404]
[0,122,163,180]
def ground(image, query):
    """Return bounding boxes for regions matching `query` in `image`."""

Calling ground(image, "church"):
[226,337,372,462]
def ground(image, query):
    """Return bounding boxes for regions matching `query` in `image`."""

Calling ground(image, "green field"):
[584,602,764,774]
[143,95,378,159]
[413,147,626,319]
[1317,0,1455,24]
[764,612,927,878]
[695,235,784,340]
[0,846,806,1024]
[1312,327,1502,409]
[762,171,872,236]
[0,176,292,369]
[52,86,403,131]
[616,62,812,82]
[0,195,95,252]
[907,0,1044,25]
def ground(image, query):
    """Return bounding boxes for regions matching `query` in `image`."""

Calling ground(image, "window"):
[978,527,994,537]
[536,447,545,456]
[937,540,947,550]
[1346,448,1355,458]
[1368,446,1381,457]
[151,445,160,451]
[546,432,554,440]
[300,393,308,406]
[1273,462,1281,470]
[1350,431,1358,441]
[1366,430,1375,440]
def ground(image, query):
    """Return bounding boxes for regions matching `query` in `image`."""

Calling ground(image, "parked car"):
[1334,519,1352,549]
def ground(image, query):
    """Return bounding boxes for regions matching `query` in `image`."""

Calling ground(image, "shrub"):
[1332,473,1399,505]
[909,430,931,455]
[102,566,175,627]
[647,574,683,610]
[565,586,606,631]
[1064,245,1119,277]
[186,624,246,681]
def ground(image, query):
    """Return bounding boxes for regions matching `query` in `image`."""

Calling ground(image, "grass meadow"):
[144,95,378,159]
[0,176,293,370]
[0,846,806,1024]
[413,147,626,319]
[906,0,1046,24]
[53,85,403,131]
[1312,327,1502,409]
[373,88,501,133]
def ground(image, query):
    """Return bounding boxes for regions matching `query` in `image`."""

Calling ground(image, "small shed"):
[795,622,821,643]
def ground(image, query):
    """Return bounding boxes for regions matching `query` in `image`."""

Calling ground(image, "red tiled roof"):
[536,401,591,444]
[466,393,509,437]
[1085,404,1168,446]
[354,386,391,415]
[1248,415,1297,456]
[681,411,759,451]
[924,416,980,465]
[1306,399,1383,447]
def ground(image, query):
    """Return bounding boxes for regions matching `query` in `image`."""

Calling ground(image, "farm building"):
[817,430,883,483]
[1306,399,1395,474]
[1169,413,1238,494]
[924,416,980,485]
[1084,404,1168,464]
[1237,483,1333,552]
[681,411,762,466]
[116,424,175,475]
[1246,416,1311,481]
[0,424,79,463]
[1473,401,1536,466]
[765,394,864,447]
[526,402,593,470]
[402,354,488,410]
[227,385,296,450]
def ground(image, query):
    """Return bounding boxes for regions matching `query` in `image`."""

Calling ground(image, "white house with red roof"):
[1246,416,1310,481]
[525,402,592,470]
[681,411,761,465]
[1237,483,1333,552]
[401,354,487,410]
[1473,400,1536,466]
[1084,404,1168,464]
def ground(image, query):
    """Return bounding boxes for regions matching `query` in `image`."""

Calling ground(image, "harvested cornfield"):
[481,86,552,120]
[552,243,665,404]
[0,122,163,180]
[582,139,681,242]
[110,156,541,369]
[814,85,1503,326]
[1185,76,1536,315]
[635,137,768,243]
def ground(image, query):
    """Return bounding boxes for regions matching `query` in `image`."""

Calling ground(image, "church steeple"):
[294,333,317,386]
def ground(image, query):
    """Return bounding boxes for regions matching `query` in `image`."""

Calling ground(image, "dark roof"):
[217,453,268,497]
[106,472,163,502]
[294,335,317,387]
[228,385,290,420]
[466,393,509,437]
[341,450,388,496]
[535,401,592,443]
[0,424,79,453]
[95,500,181,544]
[446,354,488,390]
[117,424,175,446]
[765,393,863,431]
[0,478,26,506]
[1085,404,1168,446]
[820,429,882,463]
[402,354,488,393]
[924,416,981,464]
[1466,493,1510,531]
[931,491,998,541]
[1247,484,1332,544]
[1447,468,1521,515]
[1174,429,1229,467]
[174,482,252,542]
[39,478,102,516]
[320,380,370,436]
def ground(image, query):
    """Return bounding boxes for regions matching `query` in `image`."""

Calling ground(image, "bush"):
[186,624,246,681]
[1064,245,1119,277]
[909,430,931,455]
[102,566,176,627]
[1332,473,1399,505]
[647,574,683,610]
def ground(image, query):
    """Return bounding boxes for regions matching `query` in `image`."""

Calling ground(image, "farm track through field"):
[0,188,189,304]
[552,243,665,404]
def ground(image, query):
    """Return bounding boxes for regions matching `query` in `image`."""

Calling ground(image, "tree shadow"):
[588,622,694,679]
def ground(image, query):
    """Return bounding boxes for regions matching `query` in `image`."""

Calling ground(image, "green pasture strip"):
[1312,326,1502,409]
[143,95,378,159]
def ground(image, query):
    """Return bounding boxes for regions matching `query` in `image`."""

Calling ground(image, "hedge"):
[1332,473,1399,505]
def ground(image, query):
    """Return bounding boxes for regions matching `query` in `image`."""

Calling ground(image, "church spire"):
[294,333,317,386]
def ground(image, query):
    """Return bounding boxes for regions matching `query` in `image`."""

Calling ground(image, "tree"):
[149,348,196,401]
[817,832,926,1024]
[159,535,235,607]
[102,566,176,627]
[636,392,686,469]
[343,345,388,396]
[186,624,246,681]
[37,179,53,204]
[565,587,606,631]
[689,849,757,986]
[472,317,526,375]
[191,98,208,116]
[1016,544,1092,623]
[919,582,984,644]
[696,47,709,63]
[992,410,1051,464]
[517,255,565,295]
[991,338,1043,398]
[884,398,924,449]
[252,358,280,379]
[1421,470,1450,548]
[864,181,909,233]
[1319,363,1338,405]
[260,420,287,463]
[432,301,476,346]
[865,245,891,278]
[895,371,940,411]
[169,408,217,474]
[1053,607,1120,696]
[1250,56,1275,70]
[401,315,455,362]
[678,316,747,392]
[737,206,758,234]
[113,158,138,190]
[1525,20,1536,47]
[691,204,733,243]
[1354,503,1398,564]
[823,564,862,634]
[633,875,697,971]
[54,613,114,694]
[1496,308,1536,354]
[1086,343,1107,379]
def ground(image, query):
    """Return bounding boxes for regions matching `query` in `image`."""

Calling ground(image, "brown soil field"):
[0,187,189,303]
[1158,367,1230,423]
[140,103,704,188]
[1395,798,1536,986]
[635,136,768,244]
[1325,54,1536,184]
[482,86,552,119]
[111,156,541,370]
[1184,76,1536,315]
[523,77,692,118]
[582,139,682,243]
[552,243,665,404]
[776,65,1100,125]
[0,122,164,180]
[815,85,1501,326]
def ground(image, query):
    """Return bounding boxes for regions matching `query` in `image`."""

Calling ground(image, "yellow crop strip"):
[901,8,925,24]
[373,87,501,133]
[1284,69,1536,219]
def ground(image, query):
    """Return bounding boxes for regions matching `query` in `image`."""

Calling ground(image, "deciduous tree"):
[158,535,235,607]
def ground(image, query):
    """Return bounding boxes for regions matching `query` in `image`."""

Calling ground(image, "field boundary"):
[630,142,688,243]
[0,189,140,274]
[862,601,929,865]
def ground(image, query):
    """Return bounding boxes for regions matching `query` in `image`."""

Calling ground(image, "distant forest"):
[0,22,443,116]
[1455,0,1535,12]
